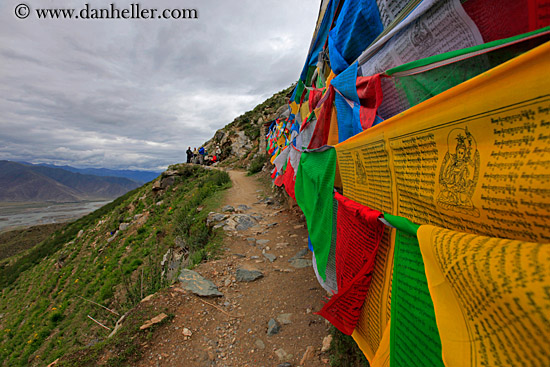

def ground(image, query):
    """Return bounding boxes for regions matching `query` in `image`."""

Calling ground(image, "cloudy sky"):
[0,0,319,171]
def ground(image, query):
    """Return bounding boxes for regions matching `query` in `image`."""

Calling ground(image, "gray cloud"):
[0,0,318,171]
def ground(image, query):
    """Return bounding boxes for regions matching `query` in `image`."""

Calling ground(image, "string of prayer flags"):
[335,41,550,242]
[462,0,536,42]
[267,0,550,363]
[356,73,383,130]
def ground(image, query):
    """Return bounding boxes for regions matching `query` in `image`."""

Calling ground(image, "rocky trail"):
[132,170,332,367]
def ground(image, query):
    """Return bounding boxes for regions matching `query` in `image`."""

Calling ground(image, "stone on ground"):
[263,253,277,262]
[178,269,223,297]
[321,334,333,352]
[276,313,292,325]
[222,205,235,212]
[300,346,315,365]
[234,214,258,231]
[255,339,266,350]
[237,204,251,211]
[139,313,168,330]
[267,318,281,336]
[290,258,313,269]
[235,268,264,282]
[256,239,270,246]
[289,248,309,261]
[274,348,293,362]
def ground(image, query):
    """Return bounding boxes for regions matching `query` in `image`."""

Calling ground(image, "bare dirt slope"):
[135,170,331,366]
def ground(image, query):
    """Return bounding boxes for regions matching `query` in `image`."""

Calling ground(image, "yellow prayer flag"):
[327,105,339,146]
[326,70,336,87]
[367,320,390,367]
[417,225,550,367]
[290,101,299,115]
[299,101,310,123]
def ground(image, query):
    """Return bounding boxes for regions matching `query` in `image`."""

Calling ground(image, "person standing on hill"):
[186,147,193,163]
[193,147,198,164]
[199,146,205,165]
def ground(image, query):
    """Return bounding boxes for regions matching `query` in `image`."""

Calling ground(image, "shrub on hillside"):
[248,154,267,175]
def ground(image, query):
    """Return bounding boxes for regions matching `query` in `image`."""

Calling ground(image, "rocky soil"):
[129,170,332,367]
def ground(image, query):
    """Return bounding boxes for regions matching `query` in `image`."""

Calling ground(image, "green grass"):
[247,154,268,175]
[0,165,231,366]
[0,223,65,262]
[59,301,174,367]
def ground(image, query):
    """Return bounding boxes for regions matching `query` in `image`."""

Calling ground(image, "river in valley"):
[0,200,112,232]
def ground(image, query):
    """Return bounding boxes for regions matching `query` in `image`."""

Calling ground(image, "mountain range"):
[18,161,161,183]
[0,160,142,202]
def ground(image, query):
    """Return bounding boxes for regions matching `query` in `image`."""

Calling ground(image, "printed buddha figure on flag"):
[437,127,480,217]
[353,151,368,184]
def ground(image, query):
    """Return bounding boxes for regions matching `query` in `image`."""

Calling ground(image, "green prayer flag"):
[295,148,336,281]
[386,27,550,111]
[294,80,306,103]
[384,214,444,367]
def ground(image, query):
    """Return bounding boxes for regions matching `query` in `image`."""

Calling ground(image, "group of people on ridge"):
[186,145,221,165]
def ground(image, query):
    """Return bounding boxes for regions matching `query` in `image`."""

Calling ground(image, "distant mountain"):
[24,163,161,183]
[0,161,141,202]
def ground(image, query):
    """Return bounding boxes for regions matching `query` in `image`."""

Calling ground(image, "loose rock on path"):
[135,170,331,367]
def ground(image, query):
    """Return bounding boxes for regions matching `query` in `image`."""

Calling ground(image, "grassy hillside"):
[0,223,65,262]
[0,164,230,366]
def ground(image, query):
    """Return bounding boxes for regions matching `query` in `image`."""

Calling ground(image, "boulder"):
[160,176,175,189]
[231,131,253,158]
[214,129,225,142]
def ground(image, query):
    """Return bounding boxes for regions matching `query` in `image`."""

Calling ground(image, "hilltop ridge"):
[200,86,292,169]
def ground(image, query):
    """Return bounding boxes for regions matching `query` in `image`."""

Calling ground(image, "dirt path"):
[135,170,330,366]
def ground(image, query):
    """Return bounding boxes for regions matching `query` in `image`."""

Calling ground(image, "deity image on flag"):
[353,151,368,184]
[437,127,480,216]
[410,21,434,54]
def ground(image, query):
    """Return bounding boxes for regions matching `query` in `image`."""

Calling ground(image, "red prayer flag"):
[356,74,383,130]
[316,192,384,335]
[282,156,296,200]
[308,86,335,149]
